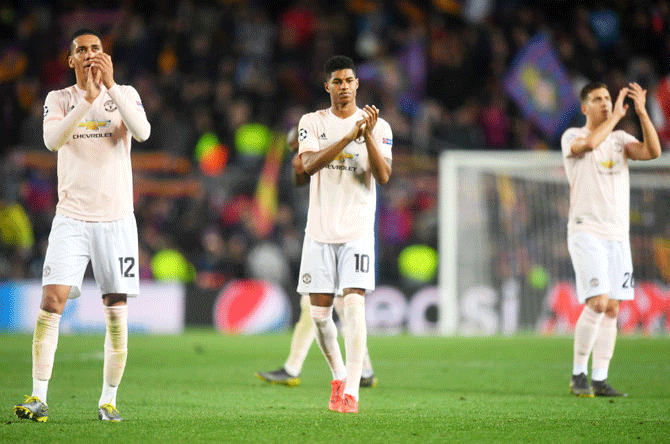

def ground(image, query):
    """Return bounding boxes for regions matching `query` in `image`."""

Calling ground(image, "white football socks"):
[573,305,604,376]
[32,309,61,403]
[284,294,315,377]
[342,294,366,401]
[99,305,128,407]
[334,295,374,378]
[310,304,346,381]
[591,314,617,381]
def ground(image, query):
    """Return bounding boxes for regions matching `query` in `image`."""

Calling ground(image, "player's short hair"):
[69,28,102,54]
[580,82,608,102]
[324,56,356,80]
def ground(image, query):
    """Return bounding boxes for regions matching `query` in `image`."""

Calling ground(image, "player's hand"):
[90,53,115,90]
[627,82,648,116]
[346,118,365,142]
[612,87,629,119]
[84,66,101,104]
[361,105,378,136]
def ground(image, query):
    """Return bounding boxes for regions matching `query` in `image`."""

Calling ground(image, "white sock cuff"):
[103,304,128,321]
[343,293,365,308]
[38,309,61,324]
[310,305,333,323]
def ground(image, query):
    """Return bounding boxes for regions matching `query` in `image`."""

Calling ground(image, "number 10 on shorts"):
[354,254,369,273]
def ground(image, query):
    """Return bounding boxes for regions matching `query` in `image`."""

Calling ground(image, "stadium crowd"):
[1,0,669,299]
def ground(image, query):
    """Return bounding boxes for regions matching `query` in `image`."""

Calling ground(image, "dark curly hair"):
[324,56,356,80]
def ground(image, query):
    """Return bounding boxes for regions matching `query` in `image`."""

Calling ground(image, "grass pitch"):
[1,331,668,443]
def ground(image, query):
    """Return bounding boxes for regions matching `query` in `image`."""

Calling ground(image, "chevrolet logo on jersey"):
[335,152,356,162]
[79,120,110,131]
[599,160,617,169]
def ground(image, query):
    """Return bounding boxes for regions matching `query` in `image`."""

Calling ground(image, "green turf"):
[1,331,668,443]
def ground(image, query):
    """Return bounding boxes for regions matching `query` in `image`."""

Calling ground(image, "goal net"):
[437,150,670,336]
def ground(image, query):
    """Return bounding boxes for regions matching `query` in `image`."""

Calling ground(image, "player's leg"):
[571,294,606,396]
[338,289,366,413]
[333,295,376,388]
[591,299,626,396]
[591,240,632,397]
[309,294,344,380]
[90,213,138,421]
[297,235,346,410]
[285,293,316,375]
[568,232,609,397]
[14,285,70,422]
[15,215,90,422]
[336,233,375,412]
[256,294,314,386]
[97,293,127,421]
[310,292,347,410]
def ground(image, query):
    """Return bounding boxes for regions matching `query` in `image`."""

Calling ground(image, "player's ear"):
[324,81,329,93]
[68,55,74,69]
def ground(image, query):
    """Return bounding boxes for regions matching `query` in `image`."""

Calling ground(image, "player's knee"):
[41,287,68,314]
[587,296,608,313]
[605,302,619,318]
[103,293,127,307]
[592,303,607,313]
[310,305,332,325]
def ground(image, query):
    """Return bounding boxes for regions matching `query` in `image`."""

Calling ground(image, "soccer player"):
[256,135,377,388]
[562,81,660,397]
[13,28,150,422]
[295,56,392,413]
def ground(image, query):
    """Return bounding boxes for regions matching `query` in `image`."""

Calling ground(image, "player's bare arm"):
[569,87,628,157]
[301,120,364,175]
[361,105,391,185]
[292,153,310,187]
[624,82,662,161]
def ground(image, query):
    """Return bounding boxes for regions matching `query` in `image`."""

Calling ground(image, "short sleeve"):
[561,128,580,158]
[375,118,393,159]
[297,114,319,154]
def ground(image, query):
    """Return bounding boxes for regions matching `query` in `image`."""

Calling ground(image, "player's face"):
[582,87,612,124]
[325,69,358,105]
[68,34,103,79]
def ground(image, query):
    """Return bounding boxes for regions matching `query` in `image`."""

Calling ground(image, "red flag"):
[250,133,287,237]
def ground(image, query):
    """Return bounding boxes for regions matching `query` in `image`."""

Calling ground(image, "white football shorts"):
[567,231,634,304]
[297,232,375,296]
[42,213,139,299]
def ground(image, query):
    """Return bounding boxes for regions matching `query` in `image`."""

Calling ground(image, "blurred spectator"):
[0,194,34,279]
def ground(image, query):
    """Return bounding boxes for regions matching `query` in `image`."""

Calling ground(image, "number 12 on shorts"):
[119,257,135,278]
[354,254,369,273]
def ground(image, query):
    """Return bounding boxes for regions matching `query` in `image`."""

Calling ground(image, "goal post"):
[438,150,670,336]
